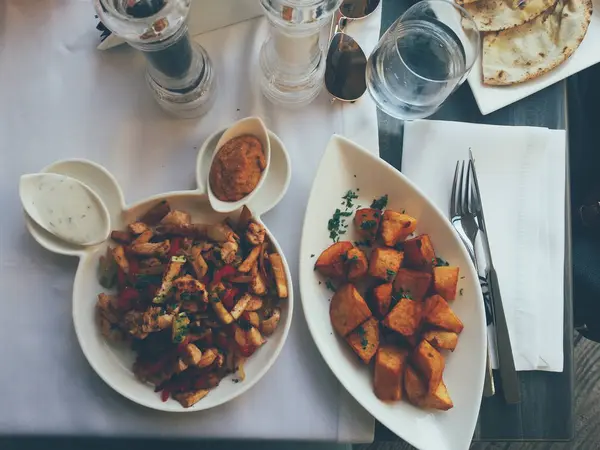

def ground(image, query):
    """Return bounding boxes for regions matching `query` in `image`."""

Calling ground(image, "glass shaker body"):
[95,0,216,118]
[259,0,343,108]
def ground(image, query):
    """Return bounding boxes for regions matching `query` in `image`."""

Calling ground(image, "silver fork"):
[450,160,495,398]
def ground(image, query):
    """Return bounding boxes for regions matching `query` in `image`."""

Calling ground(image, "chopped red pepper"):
[238,344,256,358]
[128,258,140,284]
[222,287,239,310]
[168,237,183,258]
[118,287,139,309]
[160,389,170,402]
[213,265,236,284]
[193,376,209,390]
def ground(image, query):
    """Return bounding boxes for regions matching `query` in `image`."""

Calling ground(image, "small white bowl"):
[207,116,271,213]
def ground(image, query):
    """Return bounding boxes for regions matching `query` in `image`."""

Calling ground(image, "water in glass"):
[367,17,466,120]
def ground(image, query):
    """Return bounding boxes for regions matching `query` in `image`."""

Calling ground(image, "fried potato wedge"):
[315,241,354,279]
[393,268,432,302]
[404,364,428,406]
[420,379,453,410]
[423,295,464,334]
[346,317,380,364]
[422,330,458,352]
[374,345,408,401]
[354,208,382,240]
[433,266,460,301]
[330,284,372,337]
[380,210,417,247]
[383,298,422,337]
[372,283,393,318]
[404,234,436,272]
[346,247,369,281]
[369,247,404,282]
[413,340,445,393]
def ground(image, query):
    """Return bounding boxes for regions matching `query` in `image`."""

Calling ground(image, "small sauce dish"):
[207,116,271,213]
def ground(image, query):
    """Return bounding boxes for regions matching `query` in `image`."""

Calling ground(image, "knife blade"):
[469,152,521,404]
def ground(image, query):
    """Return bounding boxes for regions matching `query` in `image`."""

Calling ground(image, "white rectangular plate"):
[468,0,599,115]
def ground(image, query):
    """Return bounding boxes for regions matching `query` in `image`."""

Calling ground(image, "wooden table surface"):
[375,0,574,443]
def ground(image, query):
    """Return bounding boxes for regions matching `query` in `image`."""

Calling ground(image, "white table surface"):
[0,0,382,442]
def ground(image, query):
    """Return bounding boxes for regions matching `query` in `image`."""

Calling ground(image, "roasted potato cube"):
[374,345,408,401]
[330,284,372,337]
[250,272,268,296]
[238,246,262,273]
[174,389,209,408]
[383,298,422,336]
[139,200,171,225]
[346,247,368,281]
[372,283,393,318]
[354,208,382,239]
[110,230,132,245]
[346,317,380,364]
[128,222,150,235]
[404,364,427,406]
[315,241,354,279]
[404,234,436,272]
[380,211,417,247]
[393,268,432,302]
[368,248,404,282]
[269,253,289,298]
[413,340,445,393]
[423,295,464,334]
[433,266,460,301]
[422,330,458,352]
[420,379,453,410]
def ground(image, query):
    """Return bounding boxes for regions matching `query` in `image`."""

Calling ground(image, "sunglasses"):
[325,0,381,102]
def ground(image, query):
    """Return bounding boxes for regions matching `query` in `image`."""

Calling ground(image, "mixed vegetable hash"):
[95,201,288,407]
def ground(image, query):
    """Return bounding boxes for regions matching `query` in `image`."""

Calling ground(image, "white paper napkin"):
[402,120,565,372]
[468,0,600,115]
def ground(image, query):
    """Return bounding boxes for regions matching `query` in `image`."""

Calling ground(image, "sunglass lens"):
[325,33,367,102]
[339,0,381,19]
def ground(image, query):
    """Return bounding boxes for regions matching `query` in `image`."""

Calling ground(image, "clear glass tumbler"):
[366,0,479,120]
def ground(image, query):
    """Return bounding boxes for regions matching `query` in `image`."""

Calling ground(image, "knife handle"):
[489,267,520,404]
[483,347,495,397]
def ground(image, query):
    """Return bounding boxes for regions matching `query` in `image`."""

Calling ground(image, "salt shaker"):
[94,0,216,118]
[259,0,344,108]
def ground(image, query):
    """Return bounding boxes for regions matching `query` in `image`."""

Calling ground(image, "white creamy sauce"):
[28,175,107,245]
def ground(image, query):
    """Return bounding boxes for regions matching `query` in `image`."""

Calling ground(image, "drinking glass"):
[366,0,480,120]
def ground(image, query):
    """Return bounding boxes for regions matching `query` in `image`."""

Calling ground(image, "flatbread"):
[463,0,557,31]
[482,0,592,85]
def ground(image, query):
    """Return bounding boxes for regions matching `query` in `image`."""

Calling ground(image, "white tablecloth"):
[0,0,382,443]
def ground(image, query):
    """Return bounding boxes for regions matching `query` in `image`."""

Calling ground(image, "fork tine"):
[450,161,460,217]
[465,159,473,214]
[457,161,465,216]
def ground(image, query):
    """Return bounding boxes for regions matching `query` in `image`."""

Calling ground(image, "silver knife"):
[469,152,521,404]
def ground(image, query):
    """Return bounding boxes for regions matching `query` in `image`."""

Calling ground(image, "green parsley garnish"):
[459,288,464,296]
[328,208,352,242]
[397,288,413,300]
[370,194,388,210]
[354,239,371,247]
[386,269,396,281]
[356,326,368,348]
[342,190,359,208]
[433,257,450,267]
[325,280,336,292]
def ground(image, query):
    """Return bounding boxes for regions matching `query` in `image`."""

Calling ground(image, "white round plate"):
[299,135,486,450]
[23,127,293,412]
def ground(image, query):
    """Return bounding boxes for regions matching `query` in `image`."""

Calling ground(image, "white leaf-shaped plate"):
[299,135,485,450]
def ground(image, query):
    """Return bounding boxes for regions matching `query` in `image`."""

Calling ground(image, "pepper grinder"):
[94,0,216,118]
[259,0,343,108]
